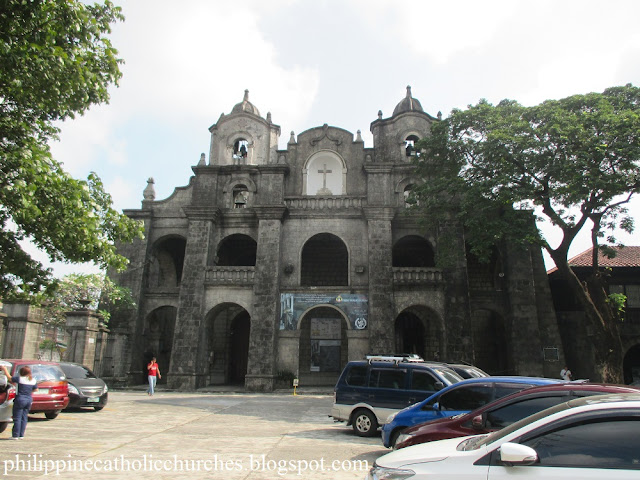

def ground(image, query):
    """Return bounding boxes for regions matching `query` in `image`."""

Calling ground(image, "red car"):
[0,360,17,433]
[394,382,640,450]
[2,360,69,419]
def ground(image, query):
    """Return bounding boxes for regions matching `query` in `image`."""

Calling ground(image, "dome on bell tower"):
[392,85,424,116]
[231,89,261,117]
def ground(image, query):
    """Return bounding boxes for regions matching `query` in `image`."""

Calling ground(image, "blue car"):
[381,376,561,447]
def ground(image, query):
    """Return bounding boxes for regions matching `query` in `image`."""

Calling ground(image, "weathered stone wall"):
[168,209,217,389]
[246,207,285,391]
[365,208,395,354]
[1,304,44,359]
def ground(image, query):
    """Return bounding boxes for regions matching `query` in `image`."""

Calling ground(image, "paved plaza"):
[0,390,387,479]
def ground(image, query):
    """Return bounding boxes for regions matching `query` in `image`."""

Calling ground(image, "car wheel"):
[44,410,60,420]
[0,422,8,433]
[390,427,406,448]
[352,409,378,437]
[94,406,104,411]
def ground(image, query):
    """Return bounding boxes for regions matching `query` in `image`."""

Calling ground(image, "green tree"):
[413,84,640,383]
[41,273,136,328]
[34,273,135,359]
[0,0,143,297]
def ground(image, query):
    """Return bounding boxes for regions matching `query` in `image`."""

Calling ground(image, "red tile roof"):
[547,246,640,274]
[567,246,640,268]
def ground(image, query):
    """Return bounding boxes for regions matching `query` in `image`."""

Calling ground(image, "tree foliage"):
[0,1,144,297]
[38,273,136,327]
[414,84,640,382]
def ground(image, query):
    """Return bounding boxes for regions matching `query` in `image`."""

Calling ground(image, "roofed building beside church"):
[106,87,565,391]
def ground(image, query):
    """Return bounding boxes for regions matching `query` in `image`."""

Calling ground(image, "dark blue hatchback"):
[381,376,562,447]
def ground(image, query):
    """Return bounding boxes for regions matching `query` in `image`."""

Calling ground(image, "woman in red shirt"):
[147,358,161,396]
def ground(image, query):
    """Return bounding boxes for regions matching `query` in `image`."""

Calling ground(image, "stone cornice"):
[364,164,394,174]
[253,205,287,220]
[363,206,396,221]
[123,209,153,220]
[182,206,221,221]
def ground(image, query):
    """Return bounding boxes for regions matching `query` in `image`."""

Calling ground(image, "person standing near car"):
[147,357,161,396]
[0,364,37,439]
[560,365,573,381]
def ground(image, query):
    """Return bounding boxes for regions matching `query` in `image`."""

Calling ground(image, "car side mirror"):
[498,443,538,466]
[471,414,485,430]
[434,381,444,391]
[431,402,440,410]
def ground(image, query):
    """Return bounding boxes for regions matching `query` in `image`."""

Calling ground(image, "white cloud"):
[32,0,640,278]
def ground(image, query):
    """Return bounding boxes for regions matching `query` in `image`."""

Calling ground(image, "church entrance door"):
[471,309,509,375]
[394,312,426,359]
[298,306,348,386]
[143,306,177,384]
[229,311,250,384]
[623,344,640,384]
[205,303,251,386]
[394,307,443,362]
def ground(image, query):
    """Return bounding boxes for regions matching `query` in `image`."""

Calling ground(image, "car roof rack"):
[365,354,425,365]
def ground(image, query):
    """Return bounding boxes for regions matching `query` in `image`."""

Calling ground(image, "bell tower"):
[207,90,281,166]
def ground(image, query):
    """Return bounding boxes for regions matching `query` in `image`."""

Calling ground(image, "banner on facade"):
[279,293,368,331]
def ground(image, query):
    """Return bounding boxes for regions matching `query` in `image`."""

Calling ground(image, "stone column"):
[245,205,286,392]
[440,221,473,363]
[364,207,395,354]
[92,323,110,374]
[167,207,219,390]
[277,329,300,377]
[1,303,45,359]
[347,329,369,360]
[65,305,104,368]
[504,243,545,376]
[114,208,152,385]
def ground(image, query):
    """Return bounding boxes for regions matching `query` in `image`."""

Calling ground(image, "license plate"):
[38,389,49,395]
[87,397,99,403]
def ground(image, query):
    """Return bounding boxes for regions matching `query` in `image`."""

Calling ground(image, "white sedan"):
[367,393,640,480]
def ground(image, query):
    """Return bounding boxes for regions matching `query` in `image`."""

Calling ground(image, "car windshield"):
[30,365,66,382]
[432,367,464,384]
[459,401,572,451]
[60,364,96,379]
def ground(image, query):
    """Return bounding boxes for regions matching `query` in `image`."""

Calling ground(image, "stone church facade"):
[108,87,565,391]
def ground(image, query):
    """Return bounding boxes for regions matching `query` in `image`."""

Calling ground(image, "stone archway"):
[300,233,349,286]
[143,306,177,384]
[623,344,640,384]
[205,303,251,385]
[394,306,443,361]
[298,306,348,385]
[471,309,509,375]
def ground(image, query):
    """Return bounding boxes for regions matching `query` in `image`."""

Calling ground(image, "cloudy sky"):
[41,0,640,275]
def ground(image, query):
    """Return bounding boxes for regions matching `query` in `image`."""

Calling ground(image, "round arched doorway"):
[143,306,177,384]
[471,309,510,375]
[623,344,640,384]
[205,303,251,385]
[298,306,348,385]
[394,306,443,361]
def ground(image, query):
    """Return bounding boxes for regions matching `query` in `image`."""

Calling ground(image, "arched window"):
[304,152,345,196]
[233,185,249,209]
[392,236,435,267]
[216,234,257,266]
[232,138,249,164]
[301,233,348,286]
[147,236,187,288]
[404,184,415,208]
[405,135,420,158]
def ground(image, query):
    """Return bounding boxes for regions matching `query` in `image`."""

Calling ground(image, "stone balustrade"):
[205,266,255,285]
[393,267,443,285]
[285,196,365,210]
